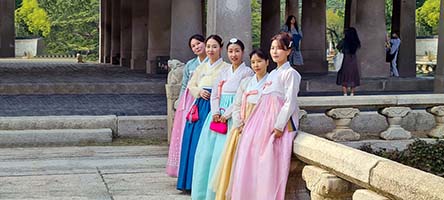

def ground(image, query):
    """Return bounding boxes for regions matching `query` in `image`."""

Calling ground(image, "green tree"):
[15,0,51,37]
[417,0,440,35]
[251,0,261,49]
[38,0,99,59]
[326,9,344,47]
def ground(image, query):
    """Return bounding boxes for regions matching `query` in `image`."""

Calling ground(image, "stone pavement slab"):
[0,145,190,200]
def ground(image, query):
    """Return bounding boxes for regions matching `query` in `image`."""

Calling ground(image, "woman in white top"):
[229,33,301,200]
[213,49,270,200]
[192,38,253,200]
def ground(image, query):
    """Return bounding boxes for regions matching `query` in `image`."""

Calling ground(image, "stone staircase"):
[0,59,168,147]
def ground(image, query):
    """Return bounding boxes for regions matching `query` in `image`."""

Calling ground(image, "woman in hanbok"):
[281,15,303,67]
[229,32,301,200]
[177,35,230,192]
[192,38,253,200]
[166,34,207,177]
[212,49,270,200]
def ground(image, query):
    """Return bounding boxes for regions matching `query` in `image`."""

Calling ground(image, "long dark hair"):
[285,15,299,32]
[343,27,361,54]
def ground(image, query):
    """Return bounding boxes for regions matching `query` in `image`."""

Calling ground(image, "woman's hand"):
[273,128,283,138]
[200,90,211,100]
[212,114,221,122]
[219,116,227,123]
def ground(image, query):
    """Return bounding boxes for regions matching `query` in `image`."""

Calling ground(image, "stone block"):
[370,161,444,200]
[379,107,412,140]
[0,115,118,135]
[117,115,167,139]
[294,132,385,187]
[325,108,360,141]
[0,128,112,146]
[353,189,389,200]
[302,166,353,199]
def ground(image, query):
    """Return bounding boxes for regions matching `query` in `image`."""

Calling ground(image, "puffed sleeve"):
[231,77,250,128]
[210,72,224,116]
[274,69,301,131]
[188,63,203,98]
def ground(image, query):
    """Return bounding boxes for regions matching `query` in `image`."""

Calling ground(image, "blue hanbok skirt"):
[191,93,235,199]
[177,89,212,191]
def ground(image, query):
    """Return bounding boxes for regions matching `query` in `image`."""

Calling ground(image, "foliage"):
[15,0,51,37]
[416,0,440,35]
[326,9,344,48]
[38,0,99,59]
[360,139,444,177]
[251,0,261,49]
[385,0,393,34]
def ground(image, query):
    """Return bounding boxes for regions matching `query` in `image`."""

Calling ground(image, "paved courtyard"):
[0,145,190,200]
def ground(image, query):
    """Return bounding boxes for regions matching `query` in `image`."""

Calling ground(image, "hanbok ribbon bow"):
[241,90,258,120]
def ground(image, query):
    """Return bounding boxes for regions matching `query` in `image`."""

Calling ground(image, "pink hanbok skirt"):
[166,89,195,177]
[228,93,297,200]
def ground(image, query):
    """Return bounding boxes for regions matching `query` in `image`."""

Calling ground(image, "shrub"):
[360,139,444,177]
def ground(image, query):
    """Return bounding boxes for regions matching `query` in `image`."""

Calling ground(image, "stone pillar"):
[344,0,357,29]
[302,165,354,200]
[391,0,416,77]
[130,0,149,71]
[286,0,300,21]
[207,0,252,62]
[103,0,112,63]
[0,0,15,58]
[261,0,281,54]
[325,108,360,141]
[353,189,389,200]
[111,0,121,65]
[435,0,444,93]
[301,0,328,74]
[379,107,411,140]
[348,0,389,77]
[147,0,172,74]
[426,106,444,138]
[99,0,105,63]
[120,1,132,67]
[170,0,203,62]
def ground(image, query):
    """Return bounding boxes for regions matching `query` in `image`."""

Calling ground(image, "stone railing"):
[293,132,444,200]
[297,94,444,141]
[416,61,437,75]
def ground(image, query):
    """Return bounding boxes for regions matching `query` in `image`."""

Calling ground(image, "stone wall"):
[416,37,438,60]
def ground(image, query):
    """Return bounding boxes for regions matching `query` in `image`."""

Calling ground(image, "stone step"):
[0,115,167,147]
[0,128,113,147]
[0,82,165,95]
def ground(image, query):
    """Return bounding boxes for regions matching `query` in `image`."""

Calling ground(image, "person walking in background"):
[389,32,401,77]
[166,34,207,177]
[336,27,361,96]
[281,15,303,67]
[177,35,230,192]
[213,49,269,200]
[229,32,301,200]
[192,38,253,200]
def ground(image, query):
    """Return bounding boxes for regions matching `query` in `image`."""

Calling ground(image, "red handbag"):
[210,121,228,134]
[186,104,199,122]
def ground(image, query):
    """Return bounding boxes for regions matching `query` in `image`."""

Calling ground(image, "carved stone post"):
[165,59,184,143]
[325,108,360,141]
[379,107,411,140]
[302,165,353,200]
[426,106,444,138]
[353,189,389,200]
